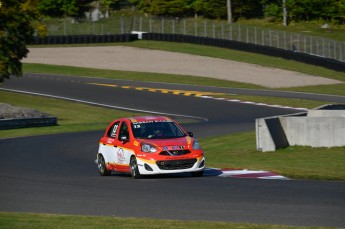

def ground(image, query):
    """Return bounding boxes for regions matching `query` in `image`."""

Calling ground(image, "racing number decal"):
[111,123,119,138]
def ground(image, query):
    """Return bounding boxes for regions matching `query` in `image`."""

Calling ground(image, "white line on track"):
[0,88,208,121]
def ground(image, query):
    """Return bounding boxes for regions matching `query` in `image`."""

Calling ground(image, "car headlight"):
[141,143,157,153]
[192,140,201,150]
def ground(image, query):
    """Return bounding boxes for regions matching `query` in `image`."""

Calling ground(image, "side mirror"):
[187,131,193,137]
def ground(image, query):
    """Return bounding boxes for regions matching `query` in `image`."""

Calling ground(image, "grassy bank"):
[26,41,345,96]
[0,212,333,229]
[201,132,345,181]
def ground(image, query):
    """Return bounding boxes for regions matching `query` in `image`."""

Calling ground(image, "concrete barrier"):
[256,104,345,152]
[0,117,57,130]
[256,112,306,152]
[281,116,345,147]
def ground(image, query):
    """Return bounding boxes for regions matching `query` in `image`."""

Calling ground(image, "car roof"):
[127,116,173,123]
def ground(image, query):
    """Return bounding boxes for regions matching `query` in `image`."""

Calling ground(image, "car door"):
[100,121,120,164]
[114,121,133,168]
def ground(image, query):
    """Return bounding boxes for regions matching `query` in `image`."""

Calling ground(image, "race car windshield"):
[131,121,186,139]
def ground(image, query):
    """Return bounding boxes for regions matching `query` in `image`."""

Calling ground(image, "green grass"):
[237,19,345,41]
[0,90,147,138]
[23,63,262,89]
[0,212,333,229]
[201,132,345,181]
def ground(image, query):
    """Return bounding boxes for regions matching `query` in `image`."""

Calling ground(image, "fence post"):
[132,16,136,31]
[149,18,152,32]
[262,30,264,46]
[290,34,293,51]
[139,17,142,31]
[303,36,306,53]
[213,23,215,38]
[221,23,224,39]
[204,20,207,37]
[269,29,272,47]
[120,17,124,34]
[238,25,241,42]
[172,19,175,34]
[63,18,67,35]
[229,24,232,40]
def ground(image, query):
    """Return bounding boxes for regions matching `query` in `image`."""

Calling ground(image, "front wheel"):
[97,154,110,176]
[130,156,141,179]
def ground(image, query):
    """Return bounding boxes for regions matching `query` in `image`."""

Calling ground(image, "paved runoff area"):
[24,46,341,88]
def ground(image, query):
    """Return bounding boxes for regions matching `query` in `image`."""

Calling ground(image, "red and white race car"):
[97,116,205,178]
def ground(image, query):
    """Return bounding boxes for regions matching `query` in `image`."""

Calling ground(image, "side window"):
[118,122,129,140]
[107,121,120,138]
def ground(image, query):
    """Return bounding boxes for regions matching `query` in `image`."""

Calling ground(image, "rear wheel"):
[130,156,141,179]
[191,170,204,177]
[98,154,110,176]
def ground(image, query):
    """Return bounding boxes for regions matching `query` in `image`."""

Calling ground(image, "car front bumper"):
[136,156,205,175]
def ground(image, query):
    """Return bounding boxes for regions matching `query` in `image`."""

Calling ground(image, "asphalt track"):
[1,73,345,227]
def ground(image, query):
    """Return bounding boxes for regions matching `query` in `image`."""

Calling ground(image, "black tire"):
[97,154,110,176]
[130,156,141,179]
[191,170,204,177]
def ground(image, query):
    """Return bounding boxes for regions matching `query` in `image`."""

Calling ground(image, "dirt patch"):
[23,46,341,88]
[0,103,48,119]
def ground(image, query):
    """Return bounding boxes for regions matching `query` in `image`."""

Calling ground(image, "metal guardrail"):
[32,33,138,44]
[43,17,345,63]
[142,33,345,73]
[0,117,57,130]
[31,33,345,73]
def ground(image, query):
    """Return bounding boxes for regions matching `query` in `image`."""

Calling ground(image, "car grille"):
[159,150,191,156]
[156,159,197,170]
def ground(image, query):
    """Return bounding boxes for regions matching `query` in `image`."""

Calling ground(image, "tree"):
[37,0,78,17]
[0,0,40,82]
[99,0,120,17]
[191,0,227,19]
[227,0,232,24]
[37,0,94,18]
[261,0,345,24]
[231,0,262,21]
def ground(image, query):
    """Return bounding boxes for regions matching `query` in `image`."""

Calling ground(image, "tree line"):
[37,0,345,24]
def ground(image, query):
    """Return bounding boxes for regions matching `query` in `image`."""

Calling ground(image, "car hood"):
[140,137,193,149]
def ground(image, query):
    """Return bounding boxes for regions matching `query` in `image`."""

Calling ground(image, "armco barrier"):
[0,117,57,130]
[32,34,138,45]
[141,33,345,73]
